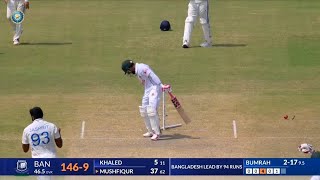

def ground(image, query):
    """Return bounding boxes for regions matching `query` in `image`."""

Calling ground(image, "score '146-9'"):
[61,163,90,172]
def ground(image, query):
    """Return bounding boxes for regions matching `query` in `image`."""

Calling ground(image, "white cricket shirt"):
[135,63,162,91]
[22,118,60,158]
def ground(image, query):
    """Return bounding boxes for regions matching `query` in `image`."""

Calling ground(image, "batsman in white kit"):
[121,60,171,141]
[182,0,212,48]
[4,0,30,45]
[22,107,63,180]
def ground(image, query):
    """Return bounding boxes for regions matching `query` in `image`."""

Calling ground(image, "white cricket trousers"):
[7,0,25,41]
[140,85,162,135]
[183,0,212,45]
[142,85,161,110]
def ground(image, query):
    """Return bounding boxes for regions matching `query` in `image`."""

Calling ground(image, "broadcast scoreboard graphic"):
[243,159,307,175]
[0,158,319,176]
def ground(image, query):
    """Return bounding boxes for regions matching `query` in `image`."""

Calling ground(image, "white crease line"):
[86,129,144,132]
[85,129,209,132]
[64,137,320,140]
[233,120,237,139]
[80,121,85,139]
[1,137,320,141]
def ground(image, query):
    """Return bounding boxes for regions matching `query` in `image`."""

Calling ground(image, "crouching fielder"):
[182,0,212,48]
[121,59,170,141]
[4,0,29,45]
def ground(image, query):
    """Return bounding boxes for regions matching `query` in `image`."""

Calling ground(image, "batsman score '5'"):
[167,91,191,124]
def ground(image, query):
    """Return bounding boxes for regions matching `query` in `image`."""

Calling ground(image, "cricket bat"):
[168,91,191,124]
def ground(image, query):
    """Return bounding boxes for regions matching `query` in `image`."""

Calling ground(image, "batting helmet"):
[160,20,171,31]
[121,59,134,74]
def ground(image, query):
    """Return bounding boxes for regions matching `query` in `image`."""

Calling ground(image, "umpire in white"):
[4,0,29,45]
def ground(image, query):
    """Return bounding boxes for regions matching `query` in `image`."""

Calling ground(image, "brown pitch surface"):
[59,93,318,158]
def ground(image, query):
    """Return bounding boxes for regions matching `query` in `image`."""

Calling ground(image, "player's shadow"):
[212,43,247,47]
[159,133,200,141]
[161,29,174,32]
[20,42,72,46]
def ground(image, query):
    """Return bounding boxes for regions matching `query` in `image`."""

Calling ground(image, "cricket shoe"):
[182,40,189,48]
[143,132,153,137]
[151,134,160,141]
[200,41,212,48]
[182,44,189,48]
[13,39,20,45]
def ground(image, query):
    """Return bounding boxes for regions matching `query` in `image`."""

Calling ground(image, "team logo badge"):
[11,11,24,24]
[16,160,28,173]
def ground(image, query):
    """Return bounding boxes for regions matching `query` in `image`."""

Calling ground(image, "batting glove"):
[161,84,172,92]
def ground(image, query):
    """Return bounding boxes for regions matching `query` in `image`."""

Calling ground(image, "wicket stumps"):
[161,91,182,130]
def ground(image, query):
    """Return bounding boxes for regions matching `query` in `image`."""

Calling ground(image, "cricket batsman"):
[4,0,29,45]
[182,0,212,48]
[121,59,171,141]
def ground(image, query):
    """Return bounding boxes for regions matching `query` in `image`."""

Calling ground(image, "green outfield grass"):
[0,0,319,158]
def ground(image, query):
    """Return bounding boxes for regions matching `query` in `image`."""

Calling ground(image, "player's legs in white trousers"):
[139,105,152,136]
[183,1,197,47]
[199,0,212,47]
[140,86,161,140]
[183,0,212,48]
[7,0,25,44]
